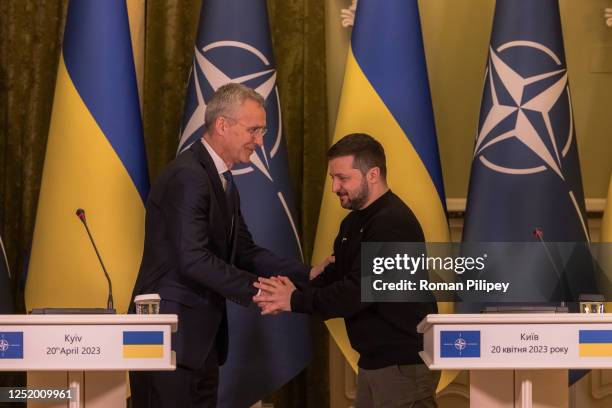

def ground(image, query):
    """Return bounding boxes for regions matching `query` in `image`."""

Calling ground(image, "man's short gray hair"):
[204,83,265,132]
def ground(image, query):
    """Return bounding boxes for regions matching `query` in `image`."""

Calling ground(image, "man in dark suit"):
[130,83,323,407]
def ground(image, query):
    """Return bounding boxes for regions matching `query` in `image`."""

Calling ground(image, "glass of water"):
[134,294,161,314]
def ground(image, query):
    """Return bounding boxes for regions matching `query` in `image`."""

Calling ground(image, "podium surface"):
[418,313,612,408]
[418,313,612,370]
[0,314,177,407]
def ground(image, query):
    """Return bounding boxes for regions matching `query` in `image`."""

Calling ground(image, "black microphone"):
[532,228,561,279]
[533,227,568,308]
[76,208,114,311]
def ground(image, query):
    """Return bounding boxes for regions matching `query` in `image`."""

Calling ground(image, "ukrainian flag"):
[579,330,612,357]
[312,0,451,384]
[123,331,164,359]
[25,0,148,313]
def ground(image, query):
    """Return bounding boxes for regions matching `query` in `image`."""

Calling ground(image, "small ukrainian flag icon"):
[123,331,163,359]
[579,330,612,357]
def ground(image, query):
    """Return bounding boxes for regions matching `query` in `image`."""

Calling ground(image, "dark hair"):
[327,133,387,179]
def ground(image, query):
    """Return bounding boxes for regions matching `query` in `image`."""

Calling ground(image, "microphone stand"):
[29,209,116,314]
[533,228,567,309]
[77,209,114,311]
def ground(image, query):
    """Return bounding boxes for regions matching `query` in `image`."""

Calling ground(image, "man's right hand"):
[309,255,335,280]
[253,276,295,315]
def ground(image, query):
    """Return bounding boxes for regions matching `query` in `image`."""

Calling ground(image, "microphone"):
[532,227,561,278]
[533,227,568,307]
[76,208,114,311]
[532,227,544,241]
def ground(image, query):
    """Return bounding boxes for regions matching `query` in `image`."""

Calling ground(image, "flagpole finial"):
[341,0,358,27]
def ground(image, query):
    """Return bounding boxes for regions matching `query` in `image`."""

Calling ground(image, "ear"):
[367,167,380,183]
[214,116,229,136]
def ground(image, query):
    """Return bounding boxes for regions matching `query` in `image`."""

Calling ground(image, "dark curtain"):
[0,0,329,406]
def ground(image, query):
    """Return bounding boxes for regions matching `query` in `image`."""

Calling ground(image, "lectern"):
[0,314,177,407]
[418,313,612,408]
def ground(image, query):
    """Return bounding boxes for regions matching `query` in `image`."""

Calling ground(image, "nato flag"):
[465,0,588,244]
[178,1,311,406]
[463,0,595,295]
[462,0,596,382]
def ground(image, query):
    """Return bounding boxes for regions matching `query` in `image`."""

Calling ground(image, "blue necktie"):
[222,170,234,198]
[222,171,235,233]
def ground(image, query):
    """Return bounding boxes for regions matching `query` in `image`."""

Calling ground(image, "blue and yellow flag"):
[312,0,450,381]
[579,330,612,357]
[122,331,164,359]
[26,0,148,313]
[178,1,310,406]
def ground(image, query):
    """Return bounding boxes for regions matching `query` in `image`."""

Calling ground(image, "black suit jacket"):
[131,140,308,370]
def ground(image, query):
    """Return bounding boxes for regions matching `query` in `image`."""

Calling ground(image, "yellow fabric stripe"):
[313,47,452,385]
[579,343,612,357]
[25,56,145,313]
[123,345,164,359]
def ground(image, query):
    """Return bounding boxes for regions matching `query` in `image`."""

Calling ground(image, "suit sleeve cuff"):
[231,276,258,306]
[290,288,313,314]
[292,265,310,285]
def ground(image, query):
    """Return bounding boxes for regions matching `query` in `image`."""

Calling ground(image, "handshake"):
[253,275,295,315]
[252,255,334,315]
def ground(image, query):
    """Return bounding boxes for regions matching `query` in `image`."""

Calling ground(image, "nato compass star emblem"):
[440,331,480,358]
[0,332,23,359]
[179,40,303,258]
[475,40,588,238]
[0,338,8,352]
[179,40,279,161]
[454,337,467,352]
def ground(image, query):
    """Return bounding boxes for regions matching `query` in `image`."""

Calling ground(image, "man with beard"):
[254,133,439,408]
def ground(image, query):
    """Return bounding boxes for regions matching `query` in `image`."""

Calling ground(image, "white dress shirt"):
[201,138,230,191]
